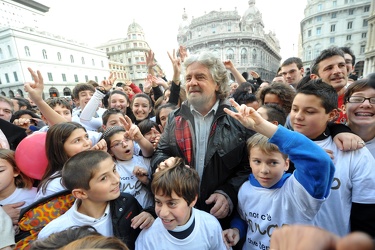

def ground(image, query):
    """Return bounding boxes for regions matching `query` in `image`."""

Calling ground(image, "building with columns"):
[299,0,372,77]
[0,0,109,99]
[96,21,164,89]
[177,0,282,82]
[364,2,375,76]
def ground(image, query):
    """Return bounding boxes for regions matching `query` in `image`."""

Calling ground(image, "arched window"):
[81,57,85,64]
[63,87,71,96]
[42,49,48,59]
[0,48,3,60]
[25,46,31,56]
[57,52,62,61]
[252,48,257,60]
[70,55,74,63]
[49,87,59,98]
[314,44,322,59]
[226,49,234,60]
[241,48,248,65]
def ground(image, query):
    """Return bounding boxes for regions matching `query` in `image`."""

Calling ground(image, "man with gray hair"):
[151,51,254,228]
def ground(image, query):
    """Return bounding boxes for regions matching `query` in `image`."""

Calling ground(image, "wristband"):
[96,86,108,95]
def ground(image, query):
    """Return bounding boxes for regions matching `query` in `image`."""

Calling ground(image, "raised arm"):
[223,60,247,85]
[24,68,66,125]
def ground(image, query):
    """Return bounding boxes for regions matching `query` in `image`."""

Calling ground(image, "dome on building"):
[178,8,190,32]
[241,0,264,34]
[127,20,144,34]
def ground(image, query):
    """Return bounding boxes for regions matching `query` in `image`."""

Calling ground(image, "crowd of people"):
[0,45,374,250]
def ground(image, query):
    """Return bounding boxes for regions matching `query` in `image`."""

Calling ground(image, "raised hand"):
[24,68,44,104]
[100,72,117,91]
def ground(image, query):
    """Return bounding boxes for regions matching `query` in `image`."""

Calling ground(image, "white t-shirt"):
[365,136,375,159]
[238,175,323,250]
[116,156,153,208]
[34,173,65,202]
[313,136,375,236]
[0,187,37,208]
[38,199,112,239]
[135,208,227,250]
[72,107,107,131]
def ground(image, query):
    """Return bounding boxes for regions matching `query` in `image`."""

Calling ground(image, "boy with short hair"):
[291,79,375,237]
[222,99,335,250]
[38,150,155,250]
[135,157,228,250]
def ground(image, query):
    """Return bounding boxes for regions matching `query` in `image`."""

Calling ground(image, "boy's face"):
[103,113,124,130]
[249,147,289,188]
[85,157,120,202]
[154,190,196,231]
[76,90,94,110]
[64,128,92,158]
[53,104,72,122]
[109,131,134,161]
[291,93,336,139]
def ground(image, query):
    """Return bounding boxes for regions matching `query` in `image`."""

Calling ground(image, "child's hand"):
[133,166,149,185]
[324,149,334,160]
[222,228,240,249]
[224,99,262,130]
[333,132,365,151]
[24,68,44,103]
[131,211,155,229]
[2,201,25,225]
[91,139,107,151]
[155,157,177,173]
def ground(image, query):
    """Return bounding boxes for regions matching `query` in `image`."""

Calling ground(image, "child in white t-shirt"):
[135,157,227,250]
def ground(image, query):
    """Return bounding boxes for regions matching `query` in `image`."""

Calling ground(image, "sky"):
[37,0,307,77]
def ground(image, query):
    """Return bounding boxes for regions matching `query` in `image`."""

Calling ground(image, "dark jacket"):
[110,192,144,250]
[151,99,254,228]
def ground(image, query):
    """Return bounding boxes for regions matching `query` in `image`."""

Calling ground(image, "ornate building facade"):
[299,0,372,76]
[0,0,109,98]
[96,21,163,88]
[364,2,375,75]
[177,0,281,82]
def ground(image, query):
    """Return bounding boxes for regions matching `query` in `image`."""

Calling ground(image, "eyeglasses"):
[110,138,130,149]
[347,96,375,104]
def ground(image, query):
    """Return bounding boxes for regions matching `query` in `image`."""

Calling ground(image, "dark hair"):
[100,126,126,149]
[152,157,199,206]
[30,226,100,250]
[339,46,356,66]
[296,79,338,113]
[62,150,112,190]
[233,92,258,106]
[259,104,287,125]
[102,108,123,126]
[39,122,87,194]
[46,97,72,112]
[131,93,154,122]
[281,57,303,69]
[11,97,33,110]
[155,103,177,126]
[137,119,161,136]
[72,83,95,100]
[310,47,345,76]
[10,109,41,124]
[344,78,375,104]
[256,82,296,113]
